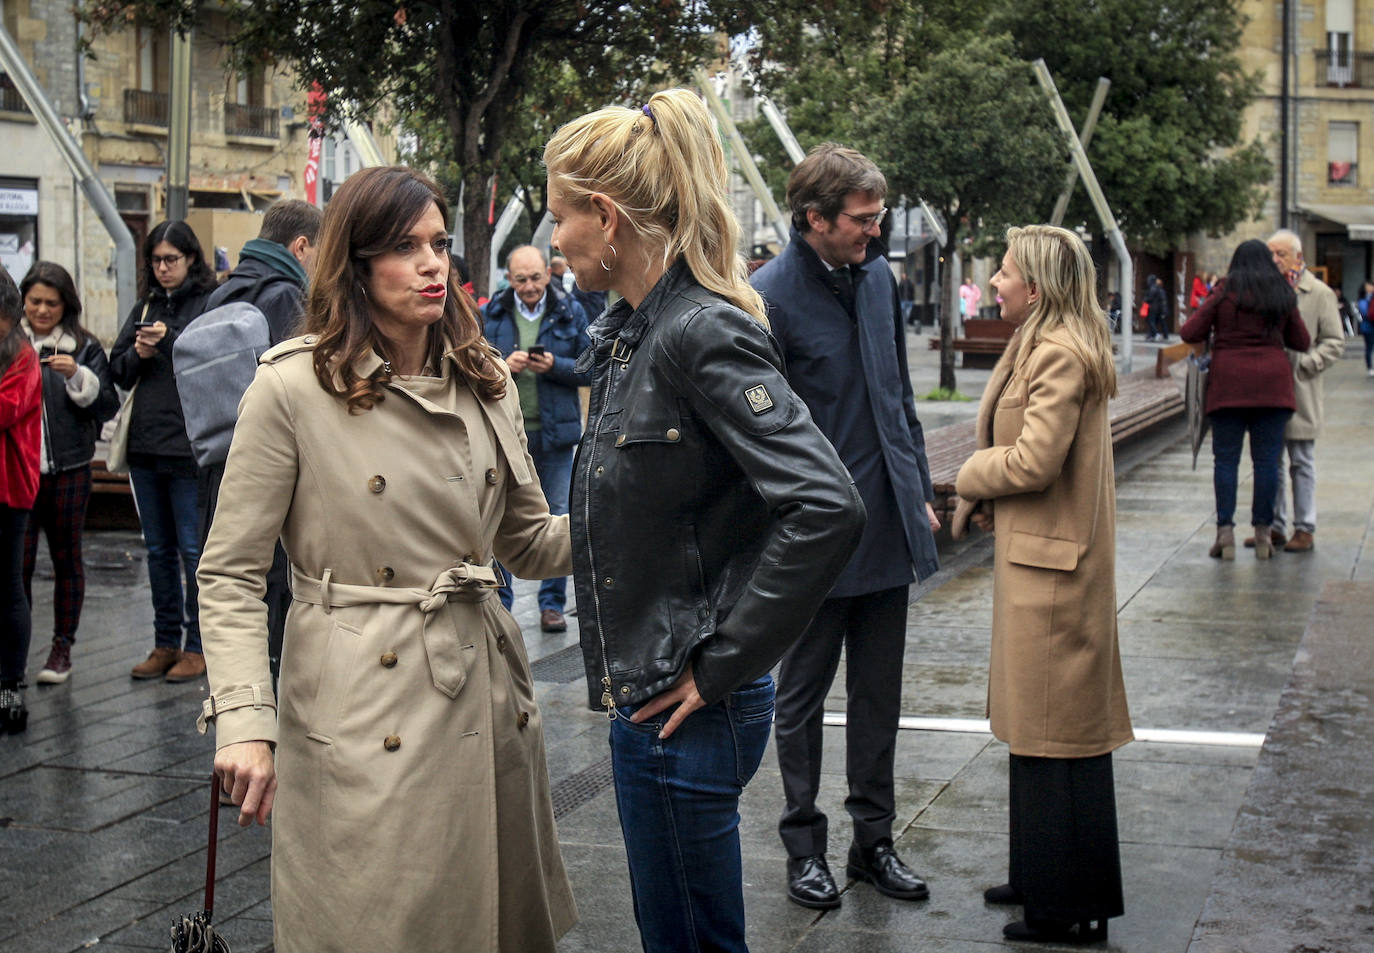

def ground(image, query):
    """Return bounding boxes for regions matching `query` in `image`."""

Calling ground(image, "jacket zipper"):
[583,342,623,720]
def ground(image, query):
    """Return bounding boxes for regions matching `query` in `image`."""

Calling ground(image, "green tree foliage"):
[993,0,1271,253]
[80,0,754,294]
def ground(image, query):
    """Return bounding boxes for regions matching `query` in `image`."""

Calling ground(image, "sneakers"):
[165,652,207,683]
[1,683,28,735]
[36,642,73,685]
[131,647,180,679]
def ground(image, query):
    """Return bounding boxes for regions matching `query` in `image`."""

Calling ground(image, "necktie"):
[834,266,856,316]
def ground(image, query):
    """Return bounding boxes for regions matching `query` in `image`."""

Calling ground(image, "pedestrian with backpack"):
[176,199,321,680]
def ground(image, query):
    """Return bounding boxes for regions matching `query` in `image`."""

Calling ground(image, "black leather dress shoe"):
[845,839,929,901]
[1003,918,1108,945]
[983,882,1023,905]
[786,855,841,909]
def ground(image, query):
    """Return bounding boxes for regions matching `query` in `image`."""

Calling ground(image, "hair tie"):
[642,103,659,133]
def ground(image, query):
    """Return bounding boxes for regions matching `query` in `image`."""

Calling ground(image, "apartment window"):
[1328,121,1358,186]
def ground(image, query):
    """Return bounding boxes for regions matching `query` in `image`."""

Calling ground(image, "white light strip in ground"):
[822,713,1266,748]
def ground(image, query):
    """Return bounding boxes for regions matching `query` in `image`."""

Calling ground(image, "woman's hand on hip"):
[215,740,277,828]
[630,664,705,740]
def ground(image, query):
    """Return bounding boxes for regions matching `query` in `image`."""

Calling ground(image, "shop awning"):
[1298,203,1374,241]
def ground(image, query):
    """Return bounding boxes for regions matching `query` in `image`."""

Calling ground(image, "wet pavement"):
[2,334,1371,952]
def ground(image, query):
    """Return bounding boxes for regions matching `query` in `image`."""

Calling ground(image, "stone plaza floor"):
[2,334,1372,952]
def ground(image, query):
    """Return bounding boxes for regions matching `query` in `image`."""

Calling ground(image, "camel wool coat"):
[197,336,576,953]
[955,329,1133,758]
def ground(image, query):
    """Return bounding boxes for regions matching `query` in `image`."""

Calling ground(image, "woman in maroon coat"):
[1181,240,1310,560]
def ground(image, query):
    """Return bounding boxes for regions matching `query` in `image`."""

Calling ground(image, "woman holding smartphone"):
[109,221,217,683]
[19,262,120,683]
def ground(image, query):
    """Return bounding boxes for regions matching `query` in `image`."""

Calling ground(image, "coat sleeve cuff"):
[197,685,278,748]
[66,366,101,407]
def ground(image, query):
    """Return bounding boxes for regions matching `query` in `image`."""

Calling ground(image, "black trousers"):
[775,584,908,857]
[1009,752,1125,923]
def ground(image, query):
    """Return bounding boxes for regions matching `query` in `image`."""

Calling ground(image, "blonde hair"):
[1004,225,1118,400]
[543,87,767,325]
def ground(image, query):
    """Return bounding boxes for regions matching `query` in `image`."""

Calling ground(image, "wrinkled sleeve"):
[491,368,572,582]
[196,364,298,748]
[1295,289,1345,379]
[956,344,1086,501]
[663,306,866,704]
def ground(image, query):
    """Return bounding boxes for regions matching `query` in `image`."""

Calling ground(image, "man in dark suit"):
[751,144,941,911]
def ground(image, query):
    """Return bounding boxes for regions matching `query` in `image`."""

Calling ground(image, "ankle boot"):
[1209,525,1235,560]
[1252,524,1273,559]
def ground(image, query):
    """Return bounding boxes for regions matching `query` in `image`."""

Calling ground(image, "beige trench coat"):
[196,336,576,953]
[955,329,1133,758]
[1285,268,1345,441]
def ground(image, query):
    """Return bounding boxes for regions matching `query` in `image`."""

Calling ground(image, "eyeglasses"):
[838,207,888,230]
[150,254,185,268]
[509,273,547,285]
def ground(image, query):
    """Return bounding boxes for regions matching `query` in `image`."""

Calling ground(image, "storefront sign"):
[0,188,38,215]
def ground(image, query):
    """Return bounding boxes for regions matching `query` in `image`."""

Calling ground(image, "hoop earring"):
[600,243,618,272]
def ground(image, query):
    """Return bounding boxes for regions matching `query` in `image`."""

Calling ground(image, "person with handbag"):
[1358,280,1374,375]
[952,225,1132,945]
[18,262,120,684]
[0,265,42,734]
[109,221,216,682]
[1180,239,1310,559]
[199,166,577,952]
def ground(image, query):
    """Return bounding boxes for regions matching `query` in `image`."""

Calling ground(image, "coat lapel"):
[976,335,1020,450]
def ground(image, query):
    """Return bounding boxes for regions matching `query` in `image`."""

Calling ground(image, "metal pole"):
[488,187,526,288]
[695,69,790,246]
[0,22,137,321]
[343,117,386,168]
[1032,59,1133,373]
[166,30,192,220]
[759,97,805,164]
[1049,77,1111,226]
[1279,0,1291,228]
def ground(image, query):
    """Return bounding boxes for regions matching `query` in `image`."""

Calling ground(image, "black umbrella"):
[170,774,232,953]
[1186,351,1212,470]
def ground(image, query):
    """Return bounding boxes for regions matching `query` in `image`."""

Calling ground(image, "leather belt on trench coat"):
[290,563,501,700]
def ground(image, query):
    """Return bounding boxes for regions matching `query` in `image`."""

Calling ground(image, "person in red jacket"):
[1180,240,1310,560]
[1,265,43,733]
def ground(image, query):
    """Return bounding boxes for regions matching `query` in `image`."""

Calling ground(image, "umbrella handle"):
[205,771,220,921]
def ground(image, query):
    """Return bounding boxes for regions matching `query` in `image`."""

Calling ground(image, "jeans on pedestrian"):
[1209,408,1291,527]
[528,438,573,612]
[1363,330,1374,370]
[1,505,32,684]
[1273,438,1317,536]
[129,456,202,653]
[610,674,775,953]
[1148,310,1169,339]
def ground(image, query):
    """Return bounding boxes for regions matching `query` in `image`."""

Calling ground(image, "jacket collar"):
[20,319,79,353]
[588,258,692,351]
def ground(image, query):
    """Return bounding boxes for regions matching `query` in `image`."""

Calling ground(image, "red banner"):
[304,83,327,204]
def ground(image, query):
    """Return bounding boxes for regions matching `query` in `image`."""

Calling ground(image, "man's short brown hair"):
[786,143,887,233]
[259,199,323,246]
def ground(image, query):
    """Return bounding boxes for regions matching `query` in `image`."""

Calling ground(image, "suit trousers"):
[1272,438,1317,535]
[775,584,908,858]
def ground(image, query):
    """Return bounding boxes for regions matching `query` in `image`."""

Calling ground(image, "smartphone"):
[135,312,156,328]
[527,345,547,357]
[38,344,56,361]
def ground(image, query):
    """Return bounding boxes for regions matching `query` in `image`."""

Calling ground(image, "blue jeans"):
[526,438,574,612]
[1209,408,1292,528]
[611,674,775,953]
[129,456,202,652]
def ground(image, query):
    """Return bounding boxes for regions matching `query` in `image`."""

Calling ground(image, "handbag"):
[105,384,137,476]
[1139,301,1150,318]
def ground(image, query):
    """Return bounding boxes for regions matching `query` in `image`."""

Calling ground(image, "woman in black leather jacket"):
[545,88,865,953]
[19,263,119,683]
[109,221,216,683]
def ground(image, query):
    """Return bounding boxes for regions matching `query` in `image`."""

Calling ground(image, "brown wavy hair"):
[304,166,503,413]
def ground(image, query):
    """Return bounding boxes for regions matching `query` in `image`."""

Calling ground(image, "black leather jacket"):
[25,332,120,473]
[571,262,865,711]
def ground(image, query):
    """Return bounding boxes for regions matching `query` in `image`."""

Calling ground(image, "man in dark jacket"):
[197,198,321,676]
[482,245,590,632]
[1145,274,1171,342]
[751,144,941,912]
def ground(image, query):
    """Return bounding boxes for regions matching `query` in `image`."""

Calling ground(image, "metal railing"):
[123,88,169,126]
[1,72,29,113]
[224,102,277,139]
[1315,51,1374,88]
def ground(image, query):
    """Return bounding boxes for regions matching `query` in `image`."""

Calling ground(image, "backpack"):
[174,273,292,467]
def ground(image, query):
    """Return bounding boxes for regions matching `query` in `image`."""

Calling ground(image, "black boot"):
[1003,918,1108,945]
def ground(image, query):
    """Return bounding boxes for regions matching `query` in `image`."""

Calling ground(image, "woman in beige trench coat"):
[953,225,1132,946]
[196,166,576,953]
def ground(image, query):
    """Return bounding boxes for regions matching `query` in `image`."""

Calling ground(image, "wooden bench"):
[87,451,141,531]
[928,318,1017,369]
[925,367,1184,527]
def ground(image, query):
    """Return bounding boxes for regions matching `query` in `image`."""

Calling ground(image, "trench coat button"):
[376,565,395,583]
[485,467,499,485]
[665,427,680,441]
[615,435,626,447]
[380,652,398,668]
[384,735,402,751]
[603,577,614,589]
[368,475,386,494]
[496,634,507,654]
[517,711,530,729]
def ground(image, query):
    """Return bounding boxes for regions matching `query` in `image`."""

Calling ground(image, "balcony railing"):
[124,88,169,126]
[1,73,30,114]
[225,102,278,139]
[1316,51,1374,88]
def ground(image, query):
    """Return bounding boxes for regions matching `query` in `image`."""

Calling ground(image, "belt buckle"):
[610,338,633,365]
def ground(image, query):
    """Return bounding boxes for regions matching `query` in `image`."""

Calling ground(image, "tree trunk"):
[938,237,958,393]
[463,170,493,298]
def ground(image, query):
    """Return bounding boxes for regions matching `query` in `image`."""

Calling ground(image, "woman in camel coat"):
[954,225,1132,946]
[197,167,575,953]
